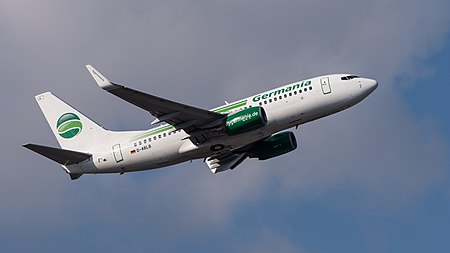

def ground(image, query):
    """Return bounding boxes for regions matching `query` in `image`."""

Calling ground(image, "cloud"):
[233,229,308,253]
[271,86,448,213]
[0,0,449,252]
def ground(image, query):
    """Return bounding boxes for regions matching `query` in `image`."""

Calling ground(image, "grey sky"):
[1,0,449,252]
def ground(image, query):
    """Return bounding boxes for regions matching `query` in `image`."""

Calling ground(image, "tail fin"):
[35,92,109,152]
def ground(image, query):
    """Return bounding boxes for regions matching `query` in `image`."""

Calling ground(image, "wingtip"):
[85,64,116,90]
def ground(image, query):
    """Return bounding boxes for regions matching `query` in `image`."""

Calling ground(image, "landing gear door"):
[112,144,124,163]
[321,77,331,94]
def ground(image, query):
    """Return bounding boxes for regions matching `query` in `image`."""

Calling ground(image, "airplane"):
[23,65,378,180]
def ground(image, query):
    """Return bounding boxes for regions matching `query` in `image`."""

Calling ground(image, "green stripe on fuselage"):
[213,100,247,113]
[130,100,248,142]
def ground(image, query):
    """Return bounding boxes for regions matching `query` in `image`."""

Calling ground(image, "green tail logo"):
[57,113,82,139]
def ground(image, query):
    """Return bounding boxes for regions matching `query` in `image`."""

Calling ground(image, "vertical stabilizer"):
[35,92,109,152]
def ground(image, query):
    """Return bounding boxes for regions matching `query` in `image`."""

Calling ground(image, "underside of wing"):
[86,65,225,136]
[205,152,248,173]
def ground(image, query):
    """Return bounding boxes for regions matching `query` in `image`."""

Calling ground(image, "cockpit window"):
[341,75,360,80]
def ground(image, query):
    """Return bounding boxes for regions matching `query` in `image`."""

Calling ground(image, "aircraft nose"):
[368,78,378,91]
[345,76,378,105]
[363,78,378,94]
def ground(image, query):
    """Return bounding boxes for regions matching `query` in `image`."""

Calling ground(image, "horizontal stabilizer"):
[23,143,92,165]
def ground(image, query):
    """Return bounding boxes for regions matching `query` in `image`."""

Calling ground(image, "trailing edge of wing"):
[23,143,92,166]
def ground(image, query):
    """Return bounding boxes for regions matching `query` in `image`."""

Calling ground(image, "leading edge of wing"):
[85,65,225,131]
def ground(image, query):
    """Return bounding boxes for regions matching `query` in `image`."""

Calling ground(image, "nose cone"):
[351,78,378,104]
[367,78,378,93]
[359,78,378,98]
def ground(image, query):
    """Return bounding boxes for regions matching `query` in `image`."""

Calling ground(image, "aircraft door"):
[112,144,124,163]
[321,77,331,94]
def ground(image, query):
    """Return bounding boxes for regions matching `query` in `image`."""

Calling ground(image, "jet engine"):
[249,131,297,160]
[224,107,267,135]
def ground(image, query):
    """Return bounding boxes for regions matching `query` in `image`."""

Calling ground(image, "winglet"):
[85,65,118,90]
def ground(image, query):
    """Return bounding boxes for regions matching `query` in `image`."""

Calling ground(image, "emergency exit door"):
[321,77,331,94]
[112,144,124,163]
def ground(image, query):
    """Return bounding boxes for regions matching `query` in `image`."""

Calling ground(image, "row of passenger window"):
[258,86,313,106]
[134,129,182,147]
[134,86,314,147]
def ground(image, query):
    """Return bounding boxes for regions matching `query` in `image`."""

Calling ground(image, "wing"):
[86,65,225,137]
[205,152,248,173]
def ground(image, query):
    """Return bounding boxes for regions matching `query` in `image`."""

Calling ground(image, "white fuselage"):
[67,74,377,175]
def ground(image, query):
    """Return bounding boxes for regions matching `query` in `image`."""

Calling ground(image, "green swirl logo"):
[57,113,82,139]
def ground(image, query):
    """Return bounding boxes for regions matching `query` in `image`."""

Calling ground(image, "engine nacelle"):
[225,107,267,135]
[249,131,297,160]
